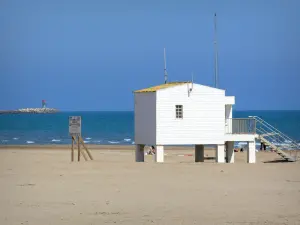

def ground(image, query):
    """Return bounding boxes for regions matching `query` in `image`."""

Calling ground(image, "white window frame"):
[175,105,183,119]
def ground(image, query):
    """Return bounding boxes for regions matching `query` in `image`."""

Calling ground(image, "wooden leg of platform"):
[77,136,80,162]
[71,136,74,162]
[80,137,93,160]
[80,148,88,161]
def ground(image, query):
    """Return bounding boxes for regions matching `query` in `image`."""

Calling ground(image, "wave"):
[93,140,102,143]
[51,139,61,142]
[84,141,90,143]
[1,140,8,143]
[26,141,35,144]
[237,142,248,145]
[108,141,119,144]
[85,137,92,140]
[124,138,131,142]
[13,137,19,140]
[234,142,247,147]
[132,141,135,145]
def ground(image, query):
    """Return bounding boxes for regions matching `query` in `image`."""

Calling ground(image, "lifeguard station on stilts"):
[132,14,299,164]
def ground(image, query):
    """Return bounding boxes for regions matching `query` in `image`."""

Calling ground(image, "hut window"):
[175,105,183,119]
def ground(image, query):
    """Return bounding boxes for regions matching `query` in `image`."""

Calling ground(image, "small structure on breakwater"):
[0,100,59,114]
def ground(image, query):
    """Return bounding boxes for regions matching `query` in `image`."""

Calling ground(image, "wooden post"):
[80,142,88,161]
[71,135,92,162]
[80,136,93,160]
[71,136,74,162]
[77,136,80,161]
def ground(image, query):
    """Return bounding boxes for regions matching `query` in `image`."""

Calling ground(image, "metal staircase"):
[251,116,299,162]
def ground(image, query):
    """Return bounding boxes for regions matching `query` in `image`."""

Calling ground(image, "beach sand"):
[1,146,300,225]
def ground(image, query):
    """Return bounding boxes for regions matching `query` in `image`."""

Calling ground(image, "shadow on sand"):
[263,159,292,163]
[205,157,216,160]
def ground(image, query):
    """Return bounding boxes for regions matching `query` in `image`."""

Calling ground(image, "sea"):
[0,111,299,148]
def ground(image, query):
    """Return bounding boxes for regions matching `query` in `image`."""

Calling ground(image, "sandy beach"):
[1,146,300,225]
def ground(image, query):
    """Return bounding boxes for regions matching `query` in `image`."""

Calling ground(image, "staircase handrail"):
[254,116,293,141]
[256,127,287,148]
[256,127,283,144]
[251,116,300,148]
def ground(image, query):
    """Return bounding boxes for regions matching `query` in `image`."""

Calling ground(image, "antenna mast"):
[191,71,194,89]
[164,48,168,84]
[214,13,219,88]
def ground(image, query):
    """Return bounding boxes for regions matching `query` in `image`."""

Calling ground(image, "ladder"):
[252,116,299,162]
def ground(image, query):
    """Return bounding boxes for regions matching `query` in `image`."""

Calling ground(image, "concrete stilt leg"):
[216,144,225,163]
[226,141,235,163]
[195,145,205,162]
[155,145,164,163]
[247,141,256,163]
[135,144,145,162]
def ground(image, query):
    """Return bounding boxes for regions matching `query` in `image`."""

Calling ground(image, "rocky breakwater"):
[0,108,59,114]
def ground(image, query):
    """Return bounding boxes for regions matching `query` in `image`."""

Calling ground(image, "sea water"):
[0,111,299,147]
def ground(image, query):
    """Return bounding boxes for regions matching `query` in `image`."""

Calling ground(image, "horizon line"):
[44,109,300,112]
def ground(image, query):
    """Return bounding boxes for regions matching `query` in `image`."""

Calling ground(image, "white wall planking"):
[156,83,225,145]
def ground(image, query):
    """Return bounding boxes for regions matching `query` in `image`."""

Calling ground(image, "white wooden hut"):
[133,81,257,163]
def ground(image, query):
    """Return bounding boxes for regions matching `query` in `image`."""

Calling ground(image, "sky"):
[0,0,299,111]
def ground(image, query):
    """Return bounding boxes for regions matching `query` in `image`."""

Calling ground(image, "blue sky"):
[1,0,299,111]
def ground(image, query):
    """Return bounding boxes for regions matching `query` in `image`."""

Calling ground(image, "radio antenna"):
[191,71,194,90]
[214,13,219,88]
[164,48,168,84]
